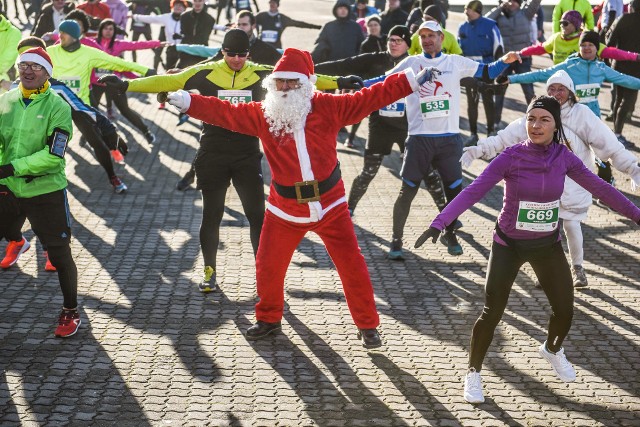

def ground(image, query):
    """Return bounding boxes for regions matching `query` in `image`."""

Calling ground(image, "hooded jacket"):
[311,0,365,63]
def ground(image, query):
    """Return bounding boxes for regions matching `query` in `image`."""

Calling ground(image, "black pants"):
[613,85,638,135]
[465,82,495,135]
[196,151,265,269]
[469,240,574,371]
[131,26,153,62]
[72,110,116,180]
[91,86,149,134]
[0,190,78,308]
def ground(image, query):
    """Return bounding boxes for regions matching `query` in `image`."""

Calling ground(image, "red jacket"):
[187,70,416,223]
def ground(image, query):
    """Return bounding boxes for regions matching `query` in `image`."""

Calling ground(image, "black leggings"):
[49,244,78,309]
[613,85,638,135]
[466,83,495,135]
[91,86,149,134]
[469,240,574,371]
[199,174,264,269]
[72,111,116,179]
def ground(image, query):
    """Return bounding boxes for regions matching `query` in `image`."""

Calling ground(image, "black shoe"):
[604,113,614,122]
[246,321,281,340]
[357,328,382,349]
[176,170,195,191]
[464,134,479,147]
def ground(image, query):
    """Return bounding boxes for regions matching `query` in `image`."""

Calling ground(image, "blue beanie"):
[59,20,81,39]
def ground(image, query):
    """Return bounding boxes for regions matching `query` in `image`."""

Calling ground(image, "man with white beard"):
[166,47,436,347]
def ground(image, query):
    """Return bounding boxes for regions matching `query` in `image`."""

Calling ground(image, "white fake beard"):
[261,76,314,137]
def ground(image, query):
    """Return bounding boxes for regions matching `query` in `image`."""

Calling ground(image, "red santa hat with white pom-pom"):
[271,48,317,85]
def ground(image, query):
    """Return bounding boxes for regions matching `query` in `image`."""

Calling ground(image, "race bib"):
[218,90,252,104]
[575,83,600,103]
[420,95,450,119]
[516,200,559,232]
[379,101,405,117]
[236,0,249,9]
[95,68,111,79]
[59,77,81,94]
[261,30,278,43]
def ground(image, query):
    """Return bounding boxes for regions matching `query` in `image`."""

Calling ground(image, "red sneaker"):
[110,149,125,164]
[54,309,81,338]
[0,237,31,269]
[44,251,57,272]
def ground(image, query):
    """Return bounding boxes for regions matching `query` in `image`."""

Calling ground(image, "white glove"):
[460,146,484,168]
[166,90,191,113]
[630,169,640,192]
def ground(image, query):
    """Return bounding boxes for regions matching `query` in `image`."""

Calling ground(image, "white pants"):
[563,219,584,266]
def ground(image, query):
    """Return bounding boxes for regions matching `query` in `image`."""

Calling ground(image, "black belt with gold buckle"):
[273,163,341,204]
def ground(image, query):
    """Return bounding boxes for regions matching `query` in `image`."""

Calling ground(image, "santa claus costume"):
[169,48,420,346]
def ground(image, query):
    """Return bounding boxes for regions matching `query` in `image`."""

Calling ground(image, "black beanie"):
[527,96,561,128]
[465,0,482,14]
[423,5,444,24]
[579,30,600,50]
[388,25,412,47]
[222,29,250,52]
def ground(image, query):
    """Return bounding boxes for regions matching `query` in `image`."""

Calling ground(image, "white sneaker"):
[539,342,576,382]
[464,369,485,403]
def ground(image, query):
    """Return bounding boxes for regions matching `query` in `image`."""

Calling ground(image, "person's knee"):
[47,244,73,269]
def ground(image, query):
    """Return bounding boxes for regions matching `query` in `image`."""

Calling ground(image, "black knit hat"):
[423,4,444,24]
[526,95,569,144]
[579,30,600,50]
[388,25,412,47]
[222,29,250,52]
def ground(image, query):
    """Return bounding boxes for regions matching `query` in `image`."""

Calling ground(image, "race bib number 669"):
[516,200,559,232]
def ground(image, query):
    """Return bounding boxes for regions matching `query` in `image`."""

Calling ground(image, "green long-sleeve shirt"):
[0,16,22,82]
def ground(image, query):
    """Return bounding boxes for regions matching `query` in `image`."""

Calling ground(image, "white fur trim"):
[291,124,317,220]
[403,68,420,92]
[18,53,53,76]
[271,71,310,84]
[266,197,347,223]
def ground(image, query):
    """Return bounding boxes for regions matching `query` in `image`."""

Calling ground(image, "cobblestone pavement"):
[1,1,640,425]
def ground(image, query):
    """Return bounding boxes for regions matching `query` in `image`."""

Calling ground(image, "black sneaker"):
[464,134,479,147]
[144,131,156,144]
[440,230,463,255]
[357,328,382,349]
[246,321,282,340]
[176,170,195,191]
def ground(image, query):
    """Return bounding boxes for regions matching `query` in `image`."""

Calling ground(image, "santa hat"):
[271,48,317,85]
[546,70,575,94]
[18,47,53,77]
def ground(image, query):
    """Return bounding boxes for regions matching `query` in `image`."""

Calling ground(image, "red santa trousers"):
[255,204,380,329]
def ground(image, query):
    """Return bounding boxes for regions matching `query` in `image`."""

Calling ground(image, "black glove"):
[414,227,441,248]
[144,68,157,77]
[0,164,15,179]
[116,136,129,156]
[0,185,19,215]
[98,74,129,94]
[172,33,183,40]
[496,75,509,85]
[337,75,364,90]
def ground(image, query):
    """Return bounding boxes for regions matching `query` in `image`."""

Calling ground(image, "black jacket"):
[255,11,320,49]
[311,0,365,63]
[180,5,216,45]
[32,2,75,37]
[607,12,640,78]
[381,7,409,35]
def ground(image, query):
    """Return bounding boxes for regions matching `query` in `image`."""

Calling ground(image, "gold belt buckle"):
[294,180,320,203]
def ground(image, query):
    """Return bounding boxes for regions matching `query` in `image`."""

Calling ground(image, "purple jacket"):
[105,0,129,29]
[431,140,640,242]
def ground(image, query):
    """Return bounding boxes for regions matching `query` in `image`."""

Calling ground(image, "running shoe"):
[464,369,485,403]
[572,265,588,288]
[199,266,219,293]
[464,134,479,147]
[110,149,125,164]
[44,251,57,272]
[440,230,463,255]
[144,131,157,144]
[604,113,614,122]
[0,237,31,269]
[388,238,404,261]
[79,136,87,148]
[617,134,635,149]
[106,107,116,120]
[110,175,128,194]
[176,170,195,191]
[177,113,190,126]
[54,309,81,338]
[538,342,576,382]
[344,140,355,148]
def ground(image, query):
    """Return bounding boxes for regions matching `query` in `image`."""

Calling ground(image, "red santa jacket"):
[186,69,417,223]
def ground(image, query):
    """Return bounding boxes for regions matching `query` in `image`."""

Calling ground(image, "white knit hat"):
[546,70,575,94]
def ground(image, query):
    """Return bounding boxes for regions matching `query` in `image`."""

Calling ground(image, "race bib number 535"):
[420,95,450,119]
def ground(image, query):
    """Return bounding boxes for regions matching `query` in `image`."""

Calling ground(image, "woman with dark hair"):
[360,15,386,53]
[415,95,640,403]
[91,18,162,144]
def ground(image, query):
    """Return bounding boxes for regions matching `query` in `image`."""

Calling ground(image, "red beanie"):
[271,48,317,84]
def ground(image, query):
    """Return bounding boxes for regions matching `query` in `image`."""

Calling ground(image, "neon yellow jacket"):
[552,0,595,33]
[0,16,21,82]
[409,29,462,56]
[0,87,72,198]
[47,44,149,103]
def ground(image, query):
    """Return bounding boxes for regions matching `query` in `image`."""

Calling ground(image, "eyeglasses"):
[387,37,404,45]
[274,78,301,88]
[17,62,44,71]
[223,50,249,58]
[560,21,570,26]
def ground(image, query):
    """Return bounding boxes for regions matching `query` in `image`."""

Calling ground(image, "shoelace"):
[59,311,76,326]
[6,241,23,257]
[466,372,481,390]
[555,349,571,369]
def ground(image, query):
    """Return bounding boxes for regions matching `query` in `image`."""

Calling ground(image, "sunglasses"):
[223,50,249,58]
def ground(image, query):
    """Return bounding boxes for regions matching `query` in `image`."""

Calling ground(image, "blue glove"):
[416,67,442,86]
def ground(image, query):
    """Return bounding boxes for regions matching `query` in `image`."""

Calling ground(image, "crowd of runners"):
[1,0,640,405]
